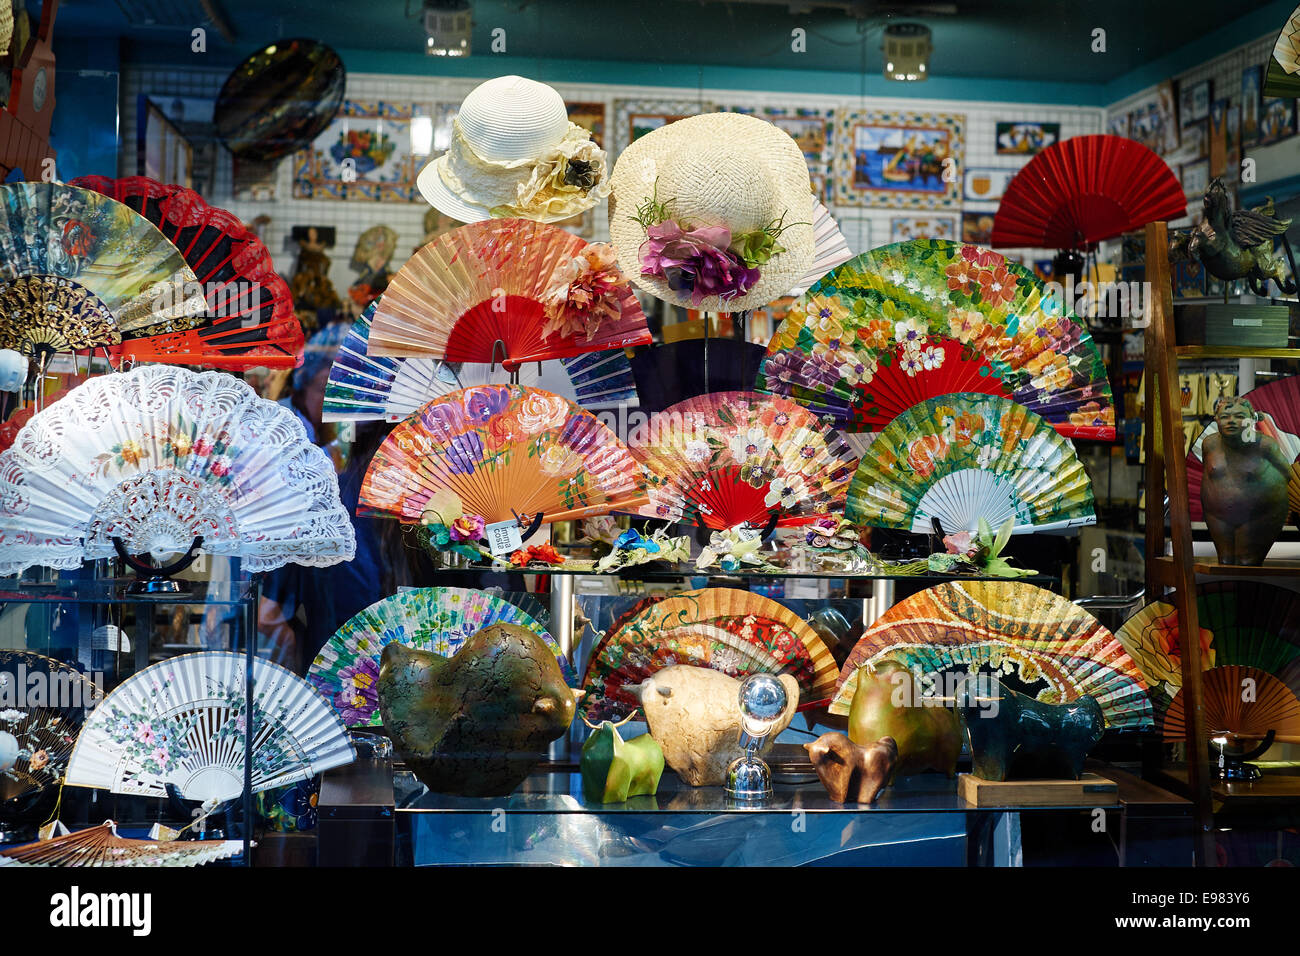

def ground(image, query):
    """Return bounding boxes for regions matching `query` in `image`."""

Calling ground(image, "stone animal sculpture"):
[632,665,798,787]
[580,717,665,803]
[377,622,579,797]
[846,660,961,778]
[804,732,898,804]
[955,674,1104,781]
[1180,178,1296,296]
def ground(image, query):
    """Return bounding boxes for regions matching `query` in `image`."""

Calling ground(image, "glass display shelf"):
[428,564,1059,585]
[0,576,256,606]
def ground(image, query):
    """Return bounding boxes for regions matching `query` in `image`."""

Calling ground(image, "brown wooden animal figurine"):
[804,733,898,804]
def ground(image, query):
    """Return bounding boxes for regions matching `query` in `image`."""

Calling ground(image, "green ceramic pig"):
[580,720,665,803]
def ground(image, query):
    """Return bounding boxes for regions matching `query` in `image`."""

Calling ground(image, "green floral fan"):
[847,393,1096,534]
[308,587,567,727]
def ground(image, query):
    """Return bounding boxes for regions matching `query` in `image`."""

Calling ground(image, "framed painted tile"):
[833,109,964,209]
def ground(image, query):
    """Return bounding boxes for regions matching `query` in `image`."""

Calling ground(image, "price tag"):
[485,519,523,557]
[734,523,762,543]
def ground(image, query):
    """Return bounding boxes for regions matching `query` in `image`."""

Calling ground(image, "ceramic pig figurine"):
[955,674,1104,781]
[377,622,580,797]
[633,665,798,787]
[847,660,960,778]
[804,733,898,804]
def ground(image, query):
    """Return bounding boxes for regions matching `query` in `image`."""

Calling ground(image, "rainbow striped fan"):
[365,218,651,370]
[580,587,839,722]
[0,183,205,362]
[1163,666,1300,743]
[0,820,247,868]
[65,652,355,802]
[322,299,637,423]
[359,385,645,526]
[70,175,303,369]
[846,393,1096,534]
[756,239,1115,440]
[830,581,1152,729]
[308,587,568,727]
[629,391,858,530]
[0,365,356,576]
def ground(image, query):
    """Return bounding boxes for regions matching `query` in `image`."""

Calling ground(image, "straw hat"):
[417,75,611,224]
[608,112,815,313]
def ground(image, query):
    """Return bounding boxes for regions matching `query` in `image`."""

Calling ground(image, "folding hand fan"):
[1187,376,1300,522]
[358,385,646,527]
[0,652,99,818]
[846,393,1096,535]
[1162,666,1300,743]
[0,821,247,867]
[321,299,637,423]
[1263,5,1300,99]
[364,218,652,370]
[0,365,356,577]
[308,586,568,727]
[65,651,355,803]
[755,239,1116,440]
[787,198,854,296]
[629,390,858,530]
[990,135,1186,250]
[579,587,839,722]
[0,183,205,361]
[70,175,303,369]
[830,580,1152,730]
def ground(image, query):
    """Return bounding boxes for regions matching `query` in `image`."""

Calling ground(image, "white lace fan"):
[0,365,356,576]
[65,652,355,803]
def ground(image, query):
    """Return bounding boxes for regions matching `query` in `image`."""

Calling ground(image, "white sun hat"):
[608,112,815,313]
[417,75,611,224]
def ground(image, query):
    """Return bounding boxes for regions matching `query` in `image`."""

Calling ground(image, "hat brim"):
[416,157,492,225]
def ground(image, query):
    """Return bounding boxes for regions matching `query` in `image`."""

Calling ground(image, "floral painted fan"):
[830,580,1152,730]
[70,175,303,369]
[1163,666,1300,744]
[0,820,248,867]
[756,240,1115,440]
[1264,4,1300,98]
[365,219,651,370]
[846,394,1096,534]
[0,365,356,577]
[0,183,205,362]
[629,391,858,530]
[308,587,568,727]
[65,652,355,802]
[580,587,839,722]
[359,385,645,527]
[322,299,637,423]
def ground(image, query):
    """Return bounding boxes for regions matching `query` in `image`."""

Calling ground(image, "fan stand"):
[111,536,204,595]
[489,339,541,382]
[1210,730,1276,781]
[164,784,238,841]
[514,509,546,543]
[691,512,781,548]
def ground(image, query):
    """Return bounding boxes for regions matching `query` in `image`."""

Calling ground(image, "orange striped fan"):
[579,587,838,722]
[629,391,858,530]
[830,580,1152,729]
[364,218,651,371]
[358,385,646,527]
[1162,666,1300,743]
[0,821,247,867]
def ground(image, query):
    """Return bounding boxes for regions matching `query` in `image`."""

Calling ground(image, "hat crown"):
[655,150,775,236]
[458,75,569,162]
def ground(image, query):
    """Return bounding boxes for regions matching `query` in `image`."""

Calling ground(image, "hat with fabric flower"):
[417,75,611,224]
[608,112,815,313]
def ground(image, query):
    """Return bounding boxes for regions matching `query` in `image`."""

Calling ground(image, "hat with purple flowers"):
[608,112,814,312]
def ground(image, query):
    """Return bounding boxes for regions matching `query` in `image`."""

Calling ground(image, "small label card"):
[734,522,762,542]
[485,519,524,557]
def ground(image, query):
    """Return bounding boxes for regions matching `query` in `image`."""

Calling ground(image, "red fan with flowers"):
[364,218,651,371]
[70,175,303,369]
[991,135,1186,250]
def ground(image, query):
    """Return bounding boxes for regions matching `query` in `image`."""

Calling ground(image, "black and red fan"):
[71,175,303,369]
[991,135,1186,251]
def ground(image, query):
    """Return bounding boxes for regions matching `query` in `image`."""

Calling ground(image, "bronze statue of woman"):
[1199,396,1292,565]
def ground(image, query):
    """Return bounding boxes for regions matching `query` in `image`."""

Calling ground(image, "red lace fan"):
[70,175,303,369]
[991,135,1187,250]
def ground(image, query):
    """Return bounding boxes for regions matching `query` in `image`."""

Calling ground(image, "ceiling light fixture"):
[882,22,931,81]
[422,0,472,57]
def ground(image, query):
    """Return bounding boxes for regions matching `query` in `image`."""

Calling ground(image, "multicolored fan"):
[579,587,839,722]
[322,299,637,423]
[1187,376,1300,522]
[0,365,356,577]
[365,218,652,370]
[0,183,205,362]
[990,135,1186,250]
[65,651,355,802]
[629,390,858,530]
[1,652,100,822]
[755,239,1115,440]
[1264,5,1300,99]
[846,393,1096,534]
[0,821,247,867]
[69,175,303,369]
[830,581,1152,729]
[359,385,646,527]
[308,587,568,727]
[1163,666,1300,744]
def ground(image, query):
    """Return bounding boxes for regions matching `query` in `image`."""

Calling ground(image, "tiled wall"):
[119,66,1103,300]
